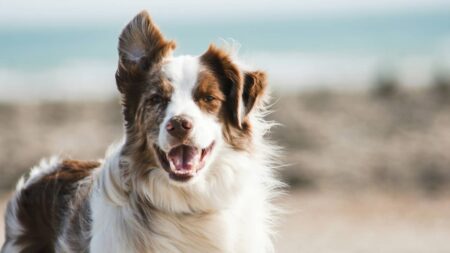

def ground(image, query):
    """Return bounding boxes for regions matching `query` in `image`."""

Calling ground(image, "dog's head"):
[116,11,267,184]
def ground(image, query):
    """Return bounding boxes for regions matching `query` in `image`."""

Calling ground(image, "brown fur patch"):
[200,45,243,128]
[199,45,249,149]
[193,71,225,115]
[8,160,99,252]
[199,45,267,150]
[120,75,172,177]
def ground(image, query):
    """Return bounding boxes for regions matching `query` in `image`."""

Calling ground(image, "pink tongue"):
[168,145,200,171]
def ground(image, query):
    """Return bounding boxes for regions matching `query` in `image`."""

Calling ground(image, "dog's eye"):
[202,95,215,103]
[148,95,164,105]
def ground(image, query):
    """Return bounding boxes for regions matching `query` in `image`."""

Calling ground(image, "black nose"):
[166,115,193,140]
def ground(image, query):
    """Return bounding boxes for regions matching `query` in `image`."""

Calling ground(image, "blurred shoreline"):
[0,52,449,101]
[1,8,450,101]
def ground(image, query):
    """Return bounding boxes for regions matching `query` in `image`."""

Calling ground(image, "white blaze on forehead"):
[158,55,221,151]
[162,55,200,88]
[161,55,201,118]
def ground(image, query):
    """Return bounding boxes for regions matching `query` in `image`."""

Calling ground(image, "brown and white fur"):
[1,11,281,253]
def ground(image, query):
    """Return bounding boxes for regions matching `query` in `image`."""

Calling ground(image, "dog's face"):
[116,11,267,184]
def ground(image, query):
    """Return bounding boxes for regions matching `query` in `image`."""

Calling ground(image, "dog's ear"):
[242,70,267,119]
[200,45,243,128]
[116,10,176,93]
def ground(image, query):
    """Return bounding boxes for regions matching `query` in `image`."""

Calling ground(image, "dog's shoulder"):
[1,159,100,253]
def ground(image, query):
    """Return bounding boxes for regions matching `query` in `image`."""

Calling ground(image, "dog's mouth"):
[154,142,215,182]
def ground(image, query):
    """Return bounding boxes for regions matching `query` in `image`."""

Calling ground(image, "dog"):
[1,10,281,253]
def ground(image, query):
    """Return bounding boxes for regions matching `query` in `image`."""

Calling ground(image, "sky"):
[1,0,450,26]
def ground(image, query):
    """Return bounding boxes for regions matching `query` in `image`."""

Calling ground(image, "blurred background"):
[1,0,450,252]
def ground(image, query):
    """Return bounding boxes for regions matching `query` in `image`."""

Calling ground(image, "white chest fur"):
[89,188,270,253]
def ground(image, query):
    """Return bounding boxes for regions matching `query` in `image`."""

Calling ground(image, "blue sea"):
[0,9,450,100]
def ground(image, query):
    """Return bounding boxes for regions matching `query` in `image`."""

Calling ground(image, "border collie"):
[1,10,281,253]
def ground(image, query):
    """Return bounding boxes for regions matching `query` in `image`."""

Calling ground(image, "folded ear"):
[242,71,267,118]
[116,10,176,92]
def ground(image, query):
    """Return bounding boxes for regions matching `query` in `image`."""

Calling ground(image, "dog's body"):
[1,11,281,253]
